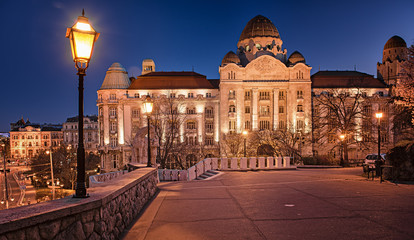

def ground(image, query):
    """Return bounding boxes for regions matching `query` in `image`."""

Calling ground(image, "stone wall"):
[0,168,158,240]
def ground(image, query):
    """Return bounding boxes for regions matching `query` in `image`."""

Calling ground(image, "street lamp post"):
[66,9,99,198]
[1,143,9,209]
[143,95,154,167]
[339,134,345,167]
[375,112,383,179]
[46,150,55,200]
[242,131,248,157]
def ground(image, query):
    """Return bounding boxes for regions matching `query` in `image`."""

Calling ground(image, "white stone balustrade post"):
[179,170,188,181]
[171,170,178,181]
[188,167,196,180]
[258,157,266,169]
[267,157,275,169]
[283,157,290,167]
[221,158,229,170]
[240,157,247,170]
[211,158,218,170]
[205,158,212,171]
[277,157,282,168]
[231,157,238,170]
[249,157,256,170]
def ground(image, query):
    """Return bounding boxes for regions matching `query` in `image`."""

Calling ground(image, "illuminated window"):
[109,108,117,117]
[256,43,262,50]
[245,121,251,130]
[187,121,196,130]
[229,120,236,131]
[297,90,303,99]
[205,107,214,118]
[229,105,236,113]
[132,109,140,118]
[259,121,270,130]
[245,106,251,114]
[297,120,304,130]
[245,45,250,52]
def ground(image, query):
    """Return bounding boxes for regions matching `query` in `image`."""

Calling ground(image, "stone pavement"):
[122,168,414,240]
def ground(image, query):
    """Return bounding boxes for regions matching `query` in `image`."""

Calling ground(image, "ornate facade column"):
[273,88,279,130]
[252,88,258,130]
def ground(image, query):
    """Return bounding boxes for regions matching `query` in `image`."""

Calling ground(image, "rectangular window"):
[259,91,270,100]
[205,121,214,132]
[297,90,303,99]
[259,120,270,130]
[297,105,303,112]
[279,106,284,114]
[279,91,285,100]
[170,93,176,98]
[132,109,140,118]
[260,106,270,116]
[110,137,117,147]
[205,107,214,118]
[245,106,251,114]
[188,93,194,98]
[134,93,140,98]
[245,121,251,130]
[229,120,236,131]
[187,121,196,130]
[244,91,251,100]
[110,122,117,132]
[279,120,285,129]
[110,94,116,100]
[110,108,117,117]
[297,120,304,130]
[205,137,214,145]
[187,108,195,114]
[206,93,212,98]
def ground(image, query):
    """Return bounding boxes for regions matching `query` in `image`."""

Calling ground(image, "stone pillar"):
[273,88,279,130]
[252,88,258,131]
[231,157,238,169]
[249,157,256,169]
[117,105,124,145]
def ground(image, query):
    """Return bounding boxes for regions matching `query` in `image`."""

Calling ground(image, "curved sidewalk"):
[122,168,414,240]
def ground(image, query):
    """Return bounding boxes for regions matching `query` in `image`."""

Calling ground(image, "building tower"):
[377,35,407,86]
[142,59,155,75]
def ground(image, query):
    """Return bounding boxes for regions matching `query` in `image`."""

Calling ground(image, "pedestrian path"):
[122,168,414,240]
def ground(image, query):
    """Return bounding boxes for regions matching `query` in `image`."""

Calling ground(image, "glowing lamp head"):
[376,112,383,119]
[242,131,248,136]
[339,134,345,140]
[66,9,100,69]
[46,150,50,155]
[143,95,154,114]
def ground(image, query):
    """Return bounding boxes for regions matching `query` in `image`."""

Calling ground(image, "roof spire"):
[82,9,85,16]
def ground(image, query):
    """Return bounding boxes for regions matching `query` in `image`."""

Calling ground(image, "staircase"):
[195,170,220,180]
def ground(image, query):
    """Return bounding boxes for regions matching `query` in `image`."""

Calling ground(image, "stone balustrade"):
[0,168,158,240]
[158,156,295,181]
[89,170,128,188]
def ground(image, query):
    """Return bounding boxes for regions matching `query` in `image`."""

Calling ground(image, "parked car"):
[363,153,386,167]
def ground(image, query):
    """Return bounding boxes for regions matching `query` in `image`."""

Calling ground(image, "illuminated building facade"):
[9,118,63,159]
[62,115,99,153]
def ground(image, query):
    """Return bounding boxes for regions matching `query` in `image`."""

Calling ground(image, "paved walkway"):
[122,168,414,240]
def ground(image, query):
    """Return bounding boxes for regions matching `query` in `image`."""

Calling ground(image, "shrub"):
[386,140,414,181]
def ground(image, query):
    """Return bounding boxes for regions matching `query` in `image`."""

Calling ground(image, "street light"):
[375,112,383,178]
[242,131,248,157]
[339,134,345,167]
[1,142,9,209]
[143,95,154,167]
[46,150,55,200]
[66,9,99,198]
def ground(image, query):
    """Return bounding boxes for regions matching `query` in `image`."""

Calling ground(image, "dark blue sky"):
[1,0,413,132]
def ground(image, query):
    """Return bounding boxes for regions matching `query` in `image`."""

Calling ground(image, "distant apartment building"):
[9,118,63,159]
[62,115,99,153]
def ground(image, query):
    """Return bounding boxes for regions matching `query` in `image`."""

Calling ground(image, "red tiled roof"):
[128,71,217,89]
[311,71,387,88]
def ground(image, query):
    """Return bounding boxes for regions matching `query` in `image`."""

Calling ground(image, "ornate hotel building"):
[9,118,63,159]
[97,15,407,171]
[62,115,99,153]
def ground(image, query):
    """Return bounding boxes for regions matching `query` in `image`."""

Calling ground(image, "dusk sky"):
[1,0,413,132]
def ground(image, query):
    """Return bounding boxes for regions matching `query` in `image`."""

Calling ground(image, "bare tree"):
[220,132,244,157]
[312,87,389,166]
[395,44,414,124]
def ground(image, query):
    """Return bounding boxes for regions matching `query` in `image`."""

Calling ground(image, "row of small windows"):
[244,43,279,52]
[101,92,214,101]
[228,71,236,79]
[296,71,304,79]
